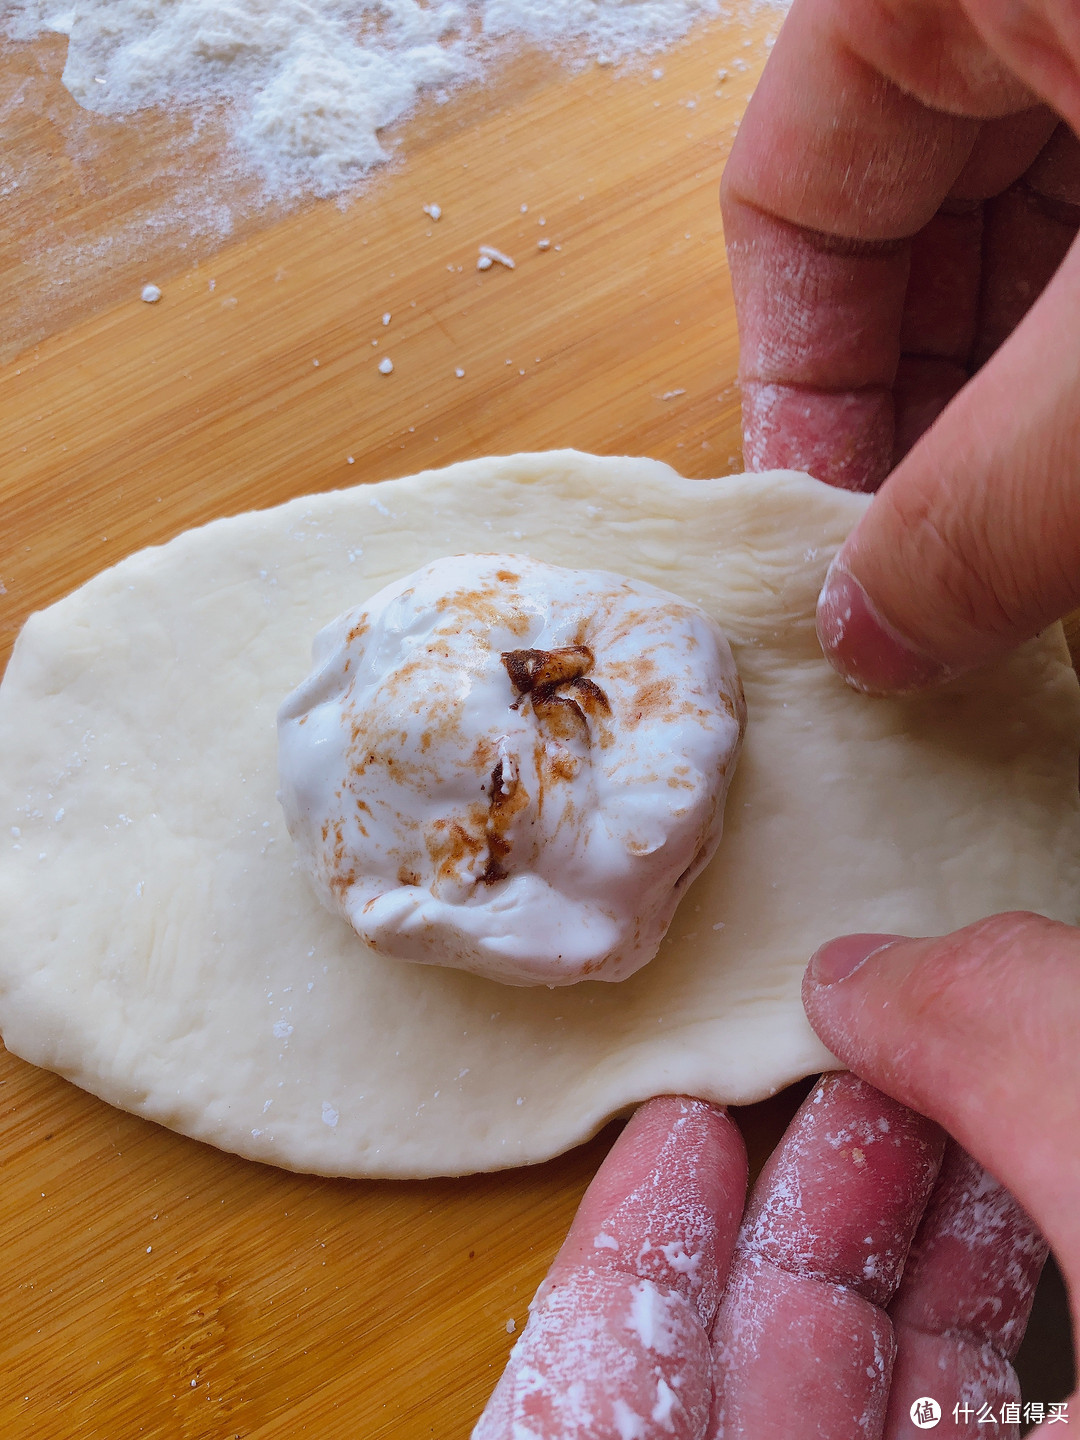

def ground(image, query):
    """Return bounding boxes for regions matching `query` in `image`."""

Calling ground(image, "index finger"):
[721,0,1039,489]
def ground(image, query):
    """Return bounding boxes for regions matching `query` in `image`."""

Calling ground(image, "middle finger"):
[710,1072,943,1439]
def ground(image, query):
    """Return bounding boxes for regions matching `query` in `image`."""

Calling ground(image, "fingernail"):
[809,933,903,985]
[816,561,953,695]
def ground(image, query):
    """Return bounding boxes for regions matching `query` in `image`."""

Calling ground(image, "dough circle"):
[1,452,1078,1178]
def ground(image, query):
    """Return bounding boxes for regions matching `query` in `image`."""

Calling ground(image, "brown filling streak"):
[474,645,613,886]
[500,645,611,746]
[481,756,524,885]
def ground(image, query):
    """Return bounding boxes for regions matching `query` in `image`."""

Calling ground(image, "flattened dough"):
[1,452,1078,1178]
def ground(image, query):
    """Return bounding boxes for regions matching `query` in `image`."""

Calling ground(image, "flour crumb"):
[321,1101,339,1128]
[652,1378,679,1429]
[454,367,465,378]
[537,238,551,251]
[378,357,394,375]
[505,1317,516,1333]
[476,255,493,271]
[140,284,161,303]
[423,203,442,221]
[381,312,391,326]
[478,245,515,269]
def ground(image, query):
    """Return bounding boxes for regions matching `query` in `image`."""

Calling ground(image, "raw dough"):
[278,553,745,985]
[1,452,1078,1178]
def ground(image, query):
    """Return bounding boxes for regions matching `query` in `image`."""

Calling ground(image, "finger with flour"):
[724,0,1080,499]
[709,1072,943,1440]
[721,0,1036,491]
[884,1144,1047,1439]
[472,1096,746,1440]
[802,917,1080,1312]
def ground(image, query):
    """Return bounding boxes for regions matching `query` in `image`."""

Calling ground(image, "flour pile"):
[6,0,786,197]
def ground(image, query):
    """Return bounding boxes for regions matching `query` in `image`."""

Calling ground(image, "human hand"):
[722,0,1080,694]
[472,914,1080,1438]
[474,10,1080,1432]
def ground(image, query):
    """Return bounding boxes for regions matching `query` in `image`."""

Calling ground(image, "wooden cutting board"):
[6,10,1020,1438]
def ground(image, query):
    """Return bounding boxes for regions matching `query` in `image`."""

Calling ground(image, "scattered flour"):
[5,0,789,200]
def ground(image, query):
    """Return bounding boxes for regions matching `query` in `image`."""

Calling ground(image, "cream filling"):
[278,554,745,985]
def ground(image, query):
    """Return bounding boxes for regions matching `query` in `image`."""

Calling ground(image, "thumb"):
[801,914,1080,1279]
[816,235,1080,694]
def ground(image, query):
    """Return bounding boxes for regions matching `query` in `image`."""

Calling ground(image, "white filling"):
[278,554,745,985]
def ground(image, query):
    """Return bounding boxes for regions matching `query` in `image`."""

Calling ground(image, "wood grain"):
[0,13,795,1438]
